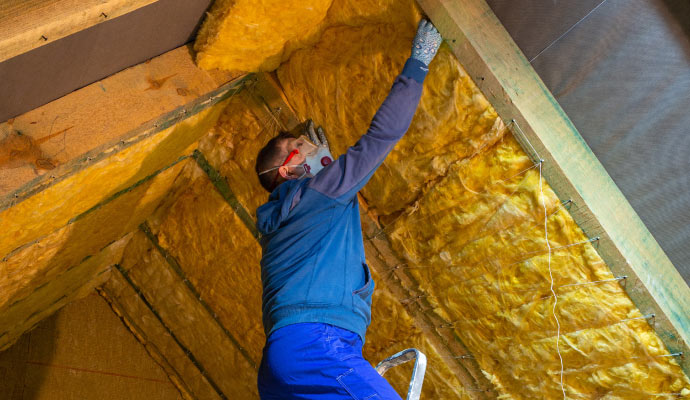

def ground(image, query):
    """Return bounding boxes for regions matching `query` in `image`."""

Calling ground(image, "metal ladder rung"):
[376,348,427,400]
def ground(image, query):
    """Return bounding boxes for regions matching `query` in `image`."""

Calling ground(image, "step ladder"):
[376,348,427,400]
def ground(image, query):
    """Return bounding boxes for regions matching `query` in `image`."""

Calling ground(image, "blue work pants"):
[258,323,403,400]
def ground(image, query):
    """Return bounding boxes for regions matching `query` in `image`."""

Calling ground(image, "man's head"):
[255,132,313,192]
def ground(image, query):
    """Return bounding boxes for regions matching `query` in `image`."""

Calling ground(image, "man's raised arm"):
[308,20,442,203]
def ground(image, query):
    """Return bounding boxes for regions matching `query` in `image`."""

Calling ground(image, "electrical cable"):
[539,160,567,399]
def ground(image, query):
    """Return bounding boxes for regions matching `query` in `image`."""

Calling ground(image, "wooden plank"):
[1,45,239,199]
[245,72,301,132]
[417,0,690,374]
[0,0,158,63]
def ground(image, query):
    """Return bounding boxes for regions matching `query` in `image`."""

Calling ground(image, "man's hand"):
[304,120,333,175]
[411,19,442,66]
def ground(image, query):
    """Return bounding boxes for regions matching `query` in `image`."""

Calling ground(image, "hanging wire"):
[538,159,567,399]
[435,275,630,333]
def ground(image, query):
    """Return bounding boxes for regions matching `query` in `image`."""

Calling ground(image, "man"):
[254,20,442,400]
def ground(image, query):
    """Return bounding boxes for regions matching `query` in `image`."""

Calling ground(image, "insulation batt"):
[120,230,258,398]
[198,91,277,220]
[194,0,332,71]
[194,0,690,398]
[151,174,266,366]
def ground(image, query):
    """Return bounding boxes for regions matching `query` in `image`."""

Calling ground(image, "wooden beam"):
[417,0,690,373]
[0,0,158,63]
[1,45,239,199]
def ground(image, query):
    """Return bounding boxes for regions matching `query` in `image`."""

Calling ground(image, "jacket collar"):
[256,179,309,235]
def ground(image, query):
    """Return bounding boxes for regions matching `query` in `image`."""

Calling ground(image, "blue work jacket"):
[256,58,427,342]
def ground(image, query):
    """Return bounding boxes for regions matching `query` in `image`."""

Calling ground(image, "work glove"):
[411,19,442,66]
[303,119,333,176]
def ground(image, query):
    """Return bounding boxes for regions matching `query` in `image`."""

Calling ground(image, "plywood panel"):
[0,292,181,400]
[0,0,226,122]
[0,0,156,62]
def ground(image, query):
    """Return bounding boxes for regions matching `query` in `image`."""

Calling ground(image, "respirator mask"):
[258,120,333,188]
[295,120,333,176]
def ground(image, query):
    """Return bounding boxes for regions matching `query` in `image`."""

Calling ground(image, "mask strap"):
[259,149,301,190]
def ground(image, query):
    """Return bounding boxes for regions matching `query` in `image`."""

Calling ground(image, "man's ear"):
[278,165,291,179]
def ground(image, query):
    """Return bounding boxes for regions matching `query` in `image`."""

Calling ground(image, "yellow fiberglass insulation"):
[364,264,471,399]
[194,0,422,72]
[386,135,690,398]
[194,0,332,71]
[196,0,690,397]
[198,91,278,220]
[277,17,502,217]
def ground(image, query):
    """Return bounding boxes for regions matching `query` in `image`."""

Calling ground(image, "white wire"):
[539,161,566,399]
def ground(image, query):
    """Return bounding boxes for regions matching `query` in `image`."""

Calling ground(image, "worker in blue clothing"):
[253,20,442,400]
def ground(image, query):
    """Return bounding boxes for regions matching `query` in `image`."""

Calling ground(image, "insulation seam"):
[96,286,199,400]
[113,264,228,400]
[192,150,261,239]
[139,222,259,370]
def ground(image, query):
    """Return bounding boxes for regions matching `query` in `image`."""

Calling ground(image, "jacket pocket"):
[352,262,374,297]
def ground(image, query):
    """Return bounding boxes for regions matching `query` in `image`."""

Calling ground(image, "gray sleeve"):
[307,72,425,203]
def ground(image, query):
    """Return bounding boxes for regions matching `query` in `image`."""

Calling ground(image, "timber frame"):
[417,0,690,374]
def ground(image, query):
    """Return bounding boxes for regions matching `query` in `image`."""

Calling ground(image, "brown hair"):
[255,131,293,192]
